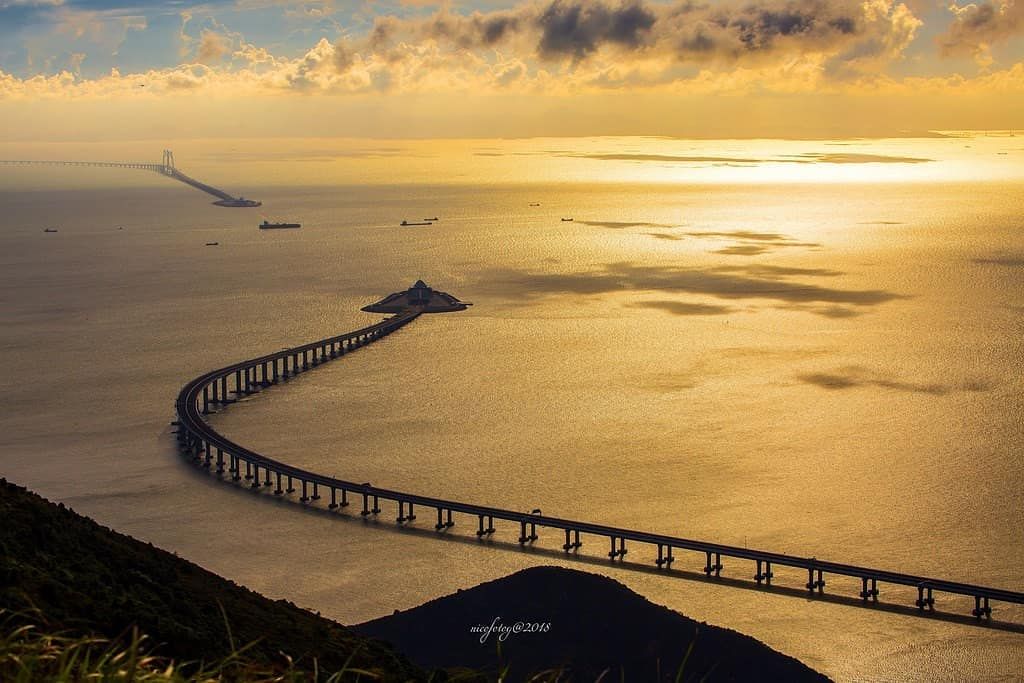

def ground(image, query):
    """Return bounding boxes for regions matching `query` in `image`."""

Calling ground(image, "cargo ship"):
[259,220,301,229]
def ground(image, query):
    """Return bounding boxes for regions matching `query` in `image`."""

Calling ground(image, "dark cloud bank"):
[798,366,996,395]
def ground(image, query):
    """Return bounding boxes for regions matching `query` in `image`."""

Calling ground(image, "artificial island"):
[362,279,471,313]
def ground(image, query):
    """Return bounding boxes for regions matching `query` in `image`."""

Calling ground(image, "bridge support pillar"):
[806,567,825,594]
[286,476,295,494]
[704,552,722,577]
[275,472,283,495]
[202,386,210,414]
[361,493,370,516]
[216,449,224,475]
[330,488,338,509]
[396,501,415,523]
[434,508,454,530]
[916,585,935,611]
[860,577,878,602]
[519,521,529,545]
[300,480,309,503]
[973,596,991,620]
[608,537,626,560]
[656,544,674,568]
[251,465,261,488]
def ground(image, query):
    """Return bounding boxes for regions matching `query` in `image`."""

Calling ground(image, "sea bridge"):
[173,294,1024,625]
[0,150,260,207]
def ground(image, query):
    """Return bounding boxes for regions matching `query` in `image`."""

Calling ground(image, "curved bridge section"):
[174,308,1024,624]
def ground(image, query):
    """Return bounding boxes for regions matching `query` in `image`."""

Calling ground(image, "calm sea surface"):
[0,137,1022,681]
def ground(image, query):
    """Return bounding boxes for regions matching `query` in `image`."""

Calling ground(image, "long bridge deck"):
[0,151,259,206]
[174,308,1024,624]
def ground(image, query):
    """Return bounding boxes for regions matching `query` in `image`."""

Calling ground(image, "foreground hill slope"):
[358,566,830,682]
[0,478,421,680]
[1,477,828,681]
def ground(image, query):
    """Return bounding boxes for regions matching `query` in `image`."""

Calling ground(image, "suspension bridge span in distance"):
[0,149,261,207]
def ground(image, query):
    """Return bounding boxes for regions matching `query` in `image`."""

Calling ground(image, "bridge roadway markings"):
[173,308,1023,624]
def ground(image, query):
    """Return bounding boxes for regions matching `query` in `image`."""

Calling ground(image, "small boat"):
[401,220,432,226]
[43,228,58,233]
[529,203,541,207]
[423,217,439,221]
[259,220,301,229]
[205,242,219,246]
[561,217,574,222]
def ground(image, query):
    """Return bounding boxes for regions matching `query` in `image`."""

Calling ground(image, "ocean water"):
[0,137,1022,681]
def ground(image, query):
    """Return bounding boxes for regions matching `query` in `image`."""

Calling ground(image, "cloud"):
[196,29,229,65]
[536,0,657,60]
[714,244,774,255]
[940,1,1024,63]
[686,230,795,241]
[685,230,822,255]
[630,299,735,315]
[12,0,1024,102]
[573,224,820,253]
[564,152,765,162]
[473,261,902,315]
[564,151,932,164]
[974,254,1024,266]
[797,366,996,394]
[343,0,925,90]
[577,220,676,228]
[0,0,63,6]
[795,152,931,163]
[67,51,85,73]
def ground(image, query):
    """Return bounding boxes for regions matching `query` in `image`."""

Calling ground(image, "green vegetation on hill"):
[0,478,422,681]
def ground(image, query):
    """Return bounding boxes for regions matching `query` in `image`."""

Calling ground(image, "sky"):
[0,0,1022,139]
